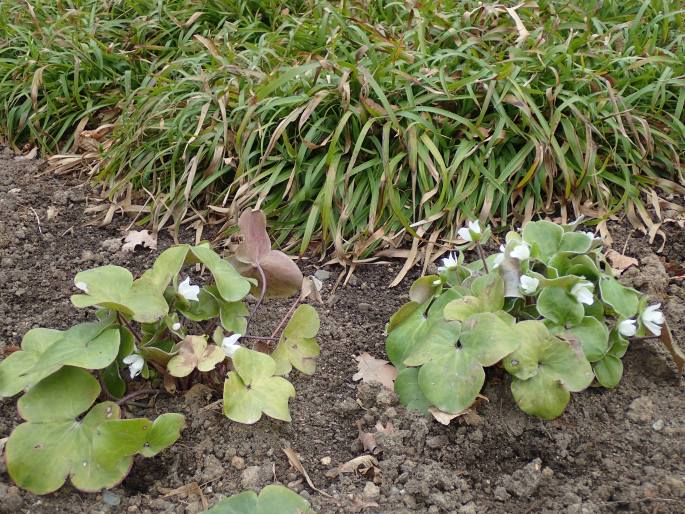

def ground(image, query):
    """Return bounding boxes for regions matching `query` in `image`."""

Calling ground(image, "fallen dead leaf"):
[282,447,332,497]
[301,275,324,303]
[429,396,489,425]
[46,206,59,221]
[14,147,37,160]
[429,407,462,426]
[122,229,157,252]
[356,421,378,453]
[352,352,398,390]
[347,497,380,512]
[374,421,395,435]
[659,321,685,375]
[606,249,638,274]
[325,455,380,480]
[160,482,208,510]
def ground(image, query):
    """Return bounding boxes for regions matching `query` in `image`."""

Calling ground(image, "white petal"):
[172,322,181,331]
[641,305,664,335]
[75,281,89,293]
[457,227,472,242]
[123,354,144,379]
[492,253,505,269]
[571,282,595,305]
[440,253,458,270]
[432,279,442,286]
[519,275,539,295]
[178,277,200,302]
[510,242,530,261]
[222,334,242,346]
[468,220,481,234]
[618,319,636,337]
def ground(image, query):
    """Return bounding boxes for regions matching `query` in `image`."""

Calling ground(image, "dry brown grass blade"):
[659,322,685,375]
[282,447,332,498]
[389,226,426,287]
[161,482,208,510]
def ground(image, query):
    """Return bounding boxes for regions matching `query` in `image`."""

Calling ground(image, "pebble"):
[494,486,510,501]
[362,482,380,500]
[426,435,449,449]
[320,456,331,465]
[314,269,331,281]
[231,456,246,470]
[358,302,372,313]
[627,396,655,423]
[102,491,121,506]
[652,419,665,431]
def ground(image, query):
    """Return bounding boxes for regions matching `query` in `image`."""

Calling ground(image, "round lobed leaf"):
[272,304,321,375]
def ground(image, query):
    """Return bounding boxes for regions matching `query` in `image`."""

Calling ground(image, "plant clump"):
[387,219,673,420]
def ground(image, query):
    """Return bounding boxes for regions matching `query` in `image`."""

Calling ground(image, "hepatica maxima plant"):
[0,210,321,494]
[387,219,669,420]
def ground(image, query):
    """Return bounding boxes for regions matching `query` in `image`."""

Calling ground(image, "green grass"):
[1,0,684,258]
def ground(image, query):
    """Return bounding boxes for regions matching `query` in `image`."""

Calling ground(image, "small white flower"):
[618,319,637,337]
[582,230,600,241]
[178,277,200,302]
[492,253,505,269]
[432,279,442,286]
[75,281,89,293]
[641,304,665,336]
[571,281,595,305]
[122,353,145,379]
[172,322,181,331]
[510,241,531,261]
[438,252,458,272]
[221,334,242,357]
[519,275,539,295]
[457,220,481,242]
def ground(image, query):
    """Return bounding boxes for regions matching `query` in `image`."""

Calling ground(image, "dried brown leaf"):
[282,447,332,498]
[352,353,398,390]
[46,206,59,221]
[606,249,638,274]
[161,482,208,509]
[356,421,378,453]
[122,229,157,252]
[325,455,380,479]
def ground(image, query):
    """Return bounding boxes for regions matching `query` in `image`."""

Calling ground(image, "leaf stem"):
[476,242,490,273]
[116,388,161,406]
[117,312,142,343]
[245,263,267,330]
[270,296,301,339]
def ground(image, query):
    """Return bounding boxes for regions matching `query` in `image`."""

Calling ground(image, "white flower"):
[122,353,145,379]
[492,253,505,269]
[172,322,181,331]
[221,334,242,357]
[641,304,665,336]
[519,275,539,295]
[510,241,531,261]
[582,230,600,241]
[571,281,595,305]
[178,277,200,302]
[457,220,481,242]
[432,279,442,286]
[75,281,88,293]
[438,252,458,272]
[618,319,637,337]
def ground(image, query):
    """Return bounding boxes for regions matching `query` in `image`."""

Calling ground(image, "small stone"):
[376,388,398,406]
[458,501,477,514]
[320,456,331,466]
[101,237,123,253]
[362,481,380,500]
[231,456,246,470]
[81,250,96,262]
[494,486,510,501]
[102,491,122,506]
[358,302,372,313]
[652,419,665,431]
[241,463,273,490]
[348,275,359,286]
[627,396,655,423]
[314,269,331,281]
[426,435,449,449]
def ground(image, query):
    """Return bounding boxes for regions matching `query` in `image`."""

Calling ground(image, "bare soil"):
[0,147,683,514]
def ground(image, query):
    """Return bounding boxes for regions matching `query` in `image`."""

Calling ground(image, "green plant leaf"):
[166,336,225,377]
[537,286,584,325]
[503,321,593,419]
[417,349,485,414]
[206,286,249,333]
[593,355,623,389]
[176,287,220,321]
[223,348,295,424]
[190,244,252,302]
[0,323,119,397]
[558,232,593,254]
[206,484,313,513]
[272,304,320,375]
[522,220,563,261]
[599,277,639,319]
[138,245,190,293]
[443,296,482,322]
[71,265,169,323]
[563,316,610,362]
[6,367,184,494]
[459,312,523,366]
[470,273,505,312]
[394,367,431,414]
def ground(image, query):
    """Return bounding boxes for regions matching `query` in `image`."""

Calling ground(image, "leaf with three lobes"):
[5,367,184,494]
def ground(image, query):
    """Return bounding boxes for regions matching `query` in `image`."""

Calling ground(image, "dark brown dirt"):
[0,147,683,514]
